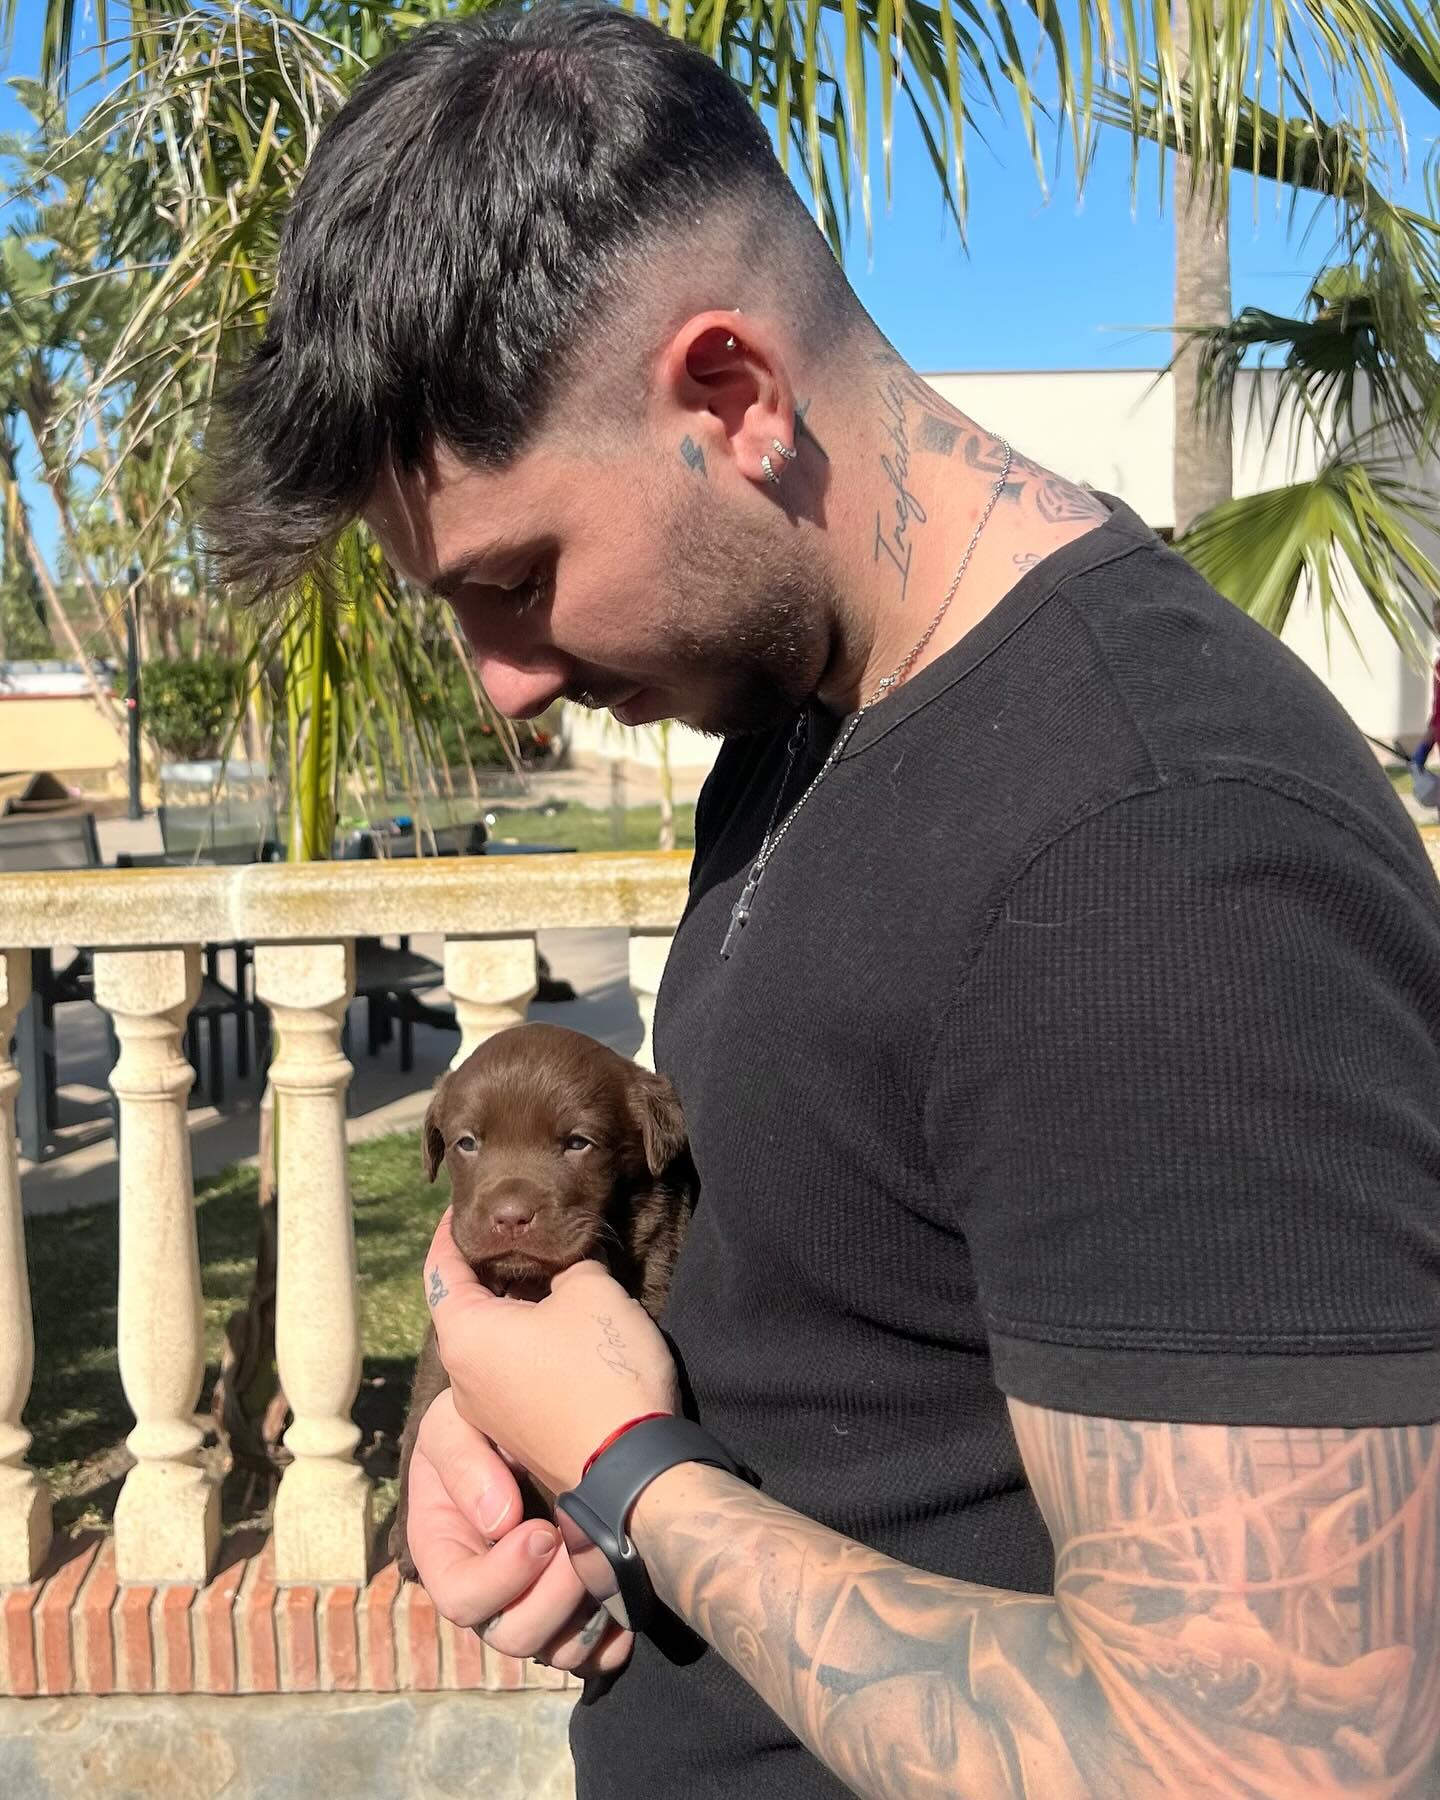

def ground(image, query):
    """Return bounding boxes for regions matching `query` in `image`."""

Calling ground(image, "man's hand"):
[424,1208,681,1495]
[405,1385,634,1676]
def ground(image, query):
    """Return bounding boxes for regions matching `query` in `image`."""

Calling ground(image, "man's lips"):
[611,689,669,728]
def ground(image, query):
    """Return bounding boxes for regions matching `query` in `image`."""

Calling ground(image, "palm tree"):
[1170,0,1232,537]
[7,0,1423,804]
[1168,4,1440,659]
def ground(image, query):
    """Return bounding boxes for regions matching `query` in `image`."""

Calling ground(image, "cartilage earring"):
[762,453,781,485]
[771,438,797,462]
[724,335,737,350]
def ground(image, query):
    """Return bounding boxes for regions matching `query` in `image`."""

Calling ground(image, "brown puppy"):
[390,1022,693,1579]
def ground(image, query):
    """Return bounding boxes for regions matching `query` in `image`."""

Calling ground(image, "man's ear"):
[422,1077,449,1183]
[632,1069,688,1179]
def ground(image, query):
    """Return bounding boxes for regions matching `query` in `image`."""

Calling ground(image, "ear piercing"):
[761,439,797,485]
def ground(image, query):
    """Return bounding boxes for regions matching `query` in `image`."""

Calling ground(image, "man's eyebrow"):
[426,541,526,601]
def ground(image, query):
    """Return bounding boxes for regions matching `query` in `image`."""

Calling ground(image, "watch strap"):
[555,1416,755,1636]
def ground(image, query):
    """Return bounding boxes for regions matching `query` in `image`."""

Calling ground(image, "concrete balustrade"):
[0,852,691,1592]
[628,933,673,1072]
[254,942,372,1584]
[443,935,540,1068]
[95,947,220,1586]
[0,950,49,1586]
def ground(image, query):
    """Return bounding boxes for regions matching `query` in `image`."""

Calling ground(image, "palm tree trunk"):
[9,490,124,729]
[1172,0,1234,537]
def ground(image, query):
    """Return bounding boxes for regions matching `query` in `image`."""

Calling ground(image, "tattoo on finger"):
[579,1607,611,1651]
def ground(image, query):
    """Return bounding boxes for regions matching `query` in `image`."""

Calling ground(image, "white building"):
[565,367,1434,778]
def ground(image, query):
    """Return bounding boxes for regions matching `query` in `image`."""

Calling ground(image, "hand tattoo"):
[594,1312,640,1382]
[426,1267,448,1309]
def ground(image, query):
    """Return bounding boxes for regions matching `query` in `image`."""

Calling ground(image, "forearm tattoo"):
[640,1411,1439,1797]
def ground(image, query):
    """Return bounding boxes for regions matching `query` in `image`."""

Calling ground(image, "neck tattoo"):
[719,441,1013,962]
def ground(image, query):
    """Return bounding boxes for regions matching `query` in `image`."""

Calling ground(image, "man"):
[206,7,1440,1794]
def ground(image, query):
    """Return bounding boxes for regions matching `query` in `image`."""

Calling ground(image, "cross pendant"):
[720,872,760,959]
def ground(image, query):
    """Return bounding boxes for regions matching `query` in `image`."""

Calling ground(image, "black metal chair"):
[0,813,111,1160]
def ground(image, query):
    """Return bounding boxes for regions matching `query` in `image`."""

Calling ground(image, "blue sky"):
[2,4,1434,565]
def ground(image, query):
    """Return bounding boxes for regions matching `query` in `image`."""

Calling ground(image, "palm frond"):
[1177,456,1440,660]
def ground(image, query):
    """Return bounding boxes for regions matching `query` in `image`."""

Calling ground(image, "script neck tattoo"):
[719,438,1013,961]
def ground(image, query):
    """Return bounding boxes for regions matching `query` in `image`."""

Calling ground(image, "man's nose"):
[476,658,567,721]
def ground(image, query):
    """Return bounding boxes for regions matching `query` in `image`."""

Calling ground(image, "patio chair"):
[0,813,110,1159]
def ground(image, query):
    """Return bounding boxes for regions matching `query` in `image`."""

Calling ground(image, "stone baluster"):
[628,932,674,1072]
[253,942,370,1584]
[442,936,539,1070]
[0,950,51,1586]
[94,947,219,1585]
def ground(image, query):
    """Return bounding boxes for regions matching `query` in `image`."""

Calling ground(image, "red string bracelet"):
[582,1412,672,1478]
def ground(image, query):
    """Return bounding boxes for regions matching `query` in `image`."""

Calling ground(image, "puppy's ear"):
[631,1069,688,1179]
[422,1077,449,1183]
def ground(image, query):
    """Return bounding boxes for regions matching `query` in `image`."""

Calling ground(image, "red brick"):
[193,1544,248,1695]
[364,1559,398,1694]
[114,1584,155,1694]
[401,1582,440,1692]
[277,1587,318,1693]
[442,1614,486,1691]
[239,1540,278,1694]
[35,1535,101,1695]
[72,1540,117,1695]
[320,1586,359,1692]
[484,1643,526,1691]
[2,1581,39,1696]
[156,1586,196,1694]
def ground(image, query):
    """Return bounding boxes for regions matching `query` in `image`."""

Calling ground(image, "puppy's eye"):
[562,1134,594,1154]
[453,1133,480,1154]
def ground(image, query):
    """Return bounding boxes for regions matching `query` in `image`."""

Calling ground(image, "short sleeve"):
[926,776,1440,1428]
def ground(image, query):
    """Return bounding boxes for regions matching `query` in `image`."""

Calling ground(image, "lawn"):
[25,1130,438,1541]
[483,801,696,852]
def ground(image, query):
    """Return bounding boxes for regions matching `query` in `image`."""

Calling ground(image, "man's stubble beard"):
[654,481,840,738]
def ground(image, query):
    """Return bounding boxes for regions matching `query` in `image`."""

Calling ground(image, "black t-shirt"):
[570,499,1440,1797]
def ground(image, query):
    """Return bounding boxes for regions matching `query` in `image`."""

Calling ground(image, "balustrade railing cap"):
[0,850,693,948]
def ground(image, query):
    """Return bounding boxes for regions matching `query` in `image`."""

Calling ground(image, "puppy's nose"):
[492,1199,536,1234]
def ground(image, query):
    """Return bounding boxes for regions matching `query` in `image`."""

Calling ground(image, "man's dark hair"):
[205,3,855,600]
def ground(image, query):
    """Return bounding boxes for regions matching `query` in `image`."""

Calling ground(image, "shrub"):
[143,657,243,762]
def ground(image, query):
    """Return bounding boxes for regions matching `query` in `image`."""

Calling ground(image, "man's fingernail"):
[528,1529,556,1558]
[479,1493,514,1536]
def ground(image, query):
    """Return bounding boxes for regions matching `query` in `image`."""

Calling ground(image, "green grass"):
[24,1130,439,1538]
[483,801,696,852]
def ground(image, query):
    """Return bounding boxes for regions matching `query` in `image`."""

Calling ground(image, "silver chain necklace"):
[719,441,1013,960]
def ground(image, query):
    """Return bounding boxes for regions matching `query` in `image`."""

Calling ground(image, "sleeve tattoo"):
[635,1405,1439,1797]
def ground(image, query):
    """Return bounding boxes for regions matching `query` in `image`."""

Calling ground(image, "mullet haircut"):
[203,2,848,601]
